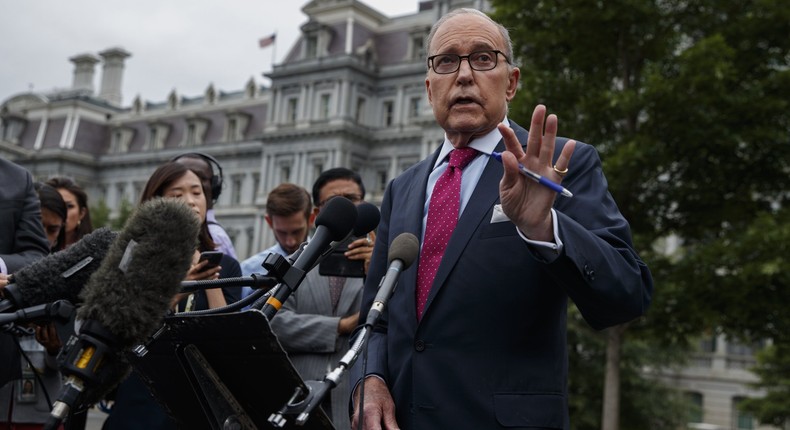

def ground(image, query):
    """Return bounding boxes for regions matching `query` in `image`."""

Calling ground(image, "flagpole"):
[271,30,277,68]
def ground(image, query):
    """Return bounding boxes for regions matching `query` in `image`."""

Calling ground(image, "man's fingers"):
[525,104,546,159]
[540,114,558,165]
[551,140,576,179]
[497,123,522,156]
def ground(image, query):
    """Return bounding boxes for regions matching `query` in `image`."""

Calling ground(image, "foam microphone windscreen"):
[3,228,118,310]
[388,233,419,268]
[77,197,200,349]
[314,197,358,242]
[352,202,381,237]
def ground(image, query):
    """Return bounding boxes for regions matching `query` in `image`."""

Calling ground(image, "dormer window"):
[110,126,135,153]
[408,27,429,61]
[147,121,170,150]
[300,21,333,60]
[0,114,27,144]
[224,112,250,142]
[182,117,209,147]
[305,35,318,59]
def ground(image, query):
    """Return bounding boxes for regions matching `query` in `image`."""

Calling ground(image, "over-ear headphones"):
[170,152,224,201]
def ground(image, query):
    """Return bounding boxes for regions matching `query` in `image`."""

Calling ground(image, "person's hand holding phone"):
[186,251,223,281]
[173,250,224,310]
[345,231,376,274]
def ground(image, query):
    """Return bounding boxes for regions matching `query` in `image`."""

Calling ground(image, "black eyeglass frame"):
[317,193,363,208]
[427,50,511,74]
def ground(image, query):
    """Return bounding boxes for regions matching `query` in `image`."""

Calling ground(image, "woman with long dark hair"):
[102,162,241,430]
[45,177,92,249]
[33,183,67,252]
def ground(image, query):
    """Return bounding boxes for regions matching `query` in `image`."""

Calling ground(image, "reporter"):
[102,162,241,430]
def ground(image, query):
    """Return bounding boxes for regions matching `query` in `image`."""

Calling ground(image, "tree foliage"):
[740,344,790,426]
[566,307,687,429]
[491,0,790,425]
[90,198,134,231]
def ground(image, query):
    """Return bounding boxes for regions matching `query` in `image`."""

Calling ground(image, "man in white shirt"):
[240,183,314,277]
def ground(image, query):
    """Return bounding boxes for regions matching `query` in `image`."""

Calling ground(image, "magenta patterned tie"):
[416,147,478,319]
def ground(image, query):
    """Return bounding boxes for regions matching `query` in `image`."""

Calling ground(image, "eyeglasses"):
[318,193,363,207]
[427,50,510,74]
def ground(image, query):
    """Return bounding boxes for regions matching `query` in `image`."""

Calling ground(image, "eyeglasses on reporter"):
[427,50,511,74]
[318,193,363,207]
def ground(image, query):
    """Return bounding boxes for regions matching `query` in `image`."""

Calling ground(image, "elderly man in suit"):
[0,158,50,386]
[351,8,653,430]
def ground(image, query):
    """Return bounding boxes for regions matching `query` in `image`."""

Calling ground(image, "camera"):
[318,236,365,278]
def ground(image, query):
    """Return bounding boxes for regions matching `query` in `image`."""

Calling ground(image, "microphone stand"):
[180,274,278,292]
[269,325,371,427]
[269,278,394,428]
[257,252,302,319]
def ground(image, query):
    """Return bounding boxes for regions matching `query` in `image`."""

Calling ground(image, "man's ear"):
[264,215,273,229]
[505,67,520,102]
[308,211,317,229]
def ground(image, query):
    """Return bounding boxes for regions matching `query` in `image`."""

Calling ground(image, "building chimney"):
[98,47,131,106]
[69,53,101,93]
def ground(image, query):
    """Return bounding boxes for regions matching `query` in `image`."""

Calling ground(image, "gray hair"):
[424,8,514,62]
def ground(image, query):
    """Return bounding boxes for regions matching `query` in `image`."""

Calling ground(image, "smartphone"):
[318,237,365,278]
[198,251,223,269]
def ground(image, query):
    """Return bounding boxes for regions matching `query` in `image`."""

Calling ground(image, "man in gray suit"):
[270,168,375,430]
[0,158,51,385]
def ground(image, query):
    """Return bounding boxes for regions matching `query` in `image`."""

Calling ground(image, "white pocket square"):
[490,204,511,223]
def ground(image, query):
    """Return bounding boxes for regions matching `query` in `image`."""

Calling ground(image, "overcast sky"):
[0,0,418,106]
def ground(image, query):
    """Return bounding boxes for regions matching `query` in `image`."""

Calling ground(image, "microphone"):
[261,197,357,318]
[365,233,419,326]
[0,228,117,312]
[0,300,75,326]
[46,198,200,427]
[284,201,378,270]
[352,202,380,237]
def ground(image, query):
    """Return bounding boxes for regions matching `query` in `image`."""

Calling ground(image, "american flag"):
[258,33,276,49]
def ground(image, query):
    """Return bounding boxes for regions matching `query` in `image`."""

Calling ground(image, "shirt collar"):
[434,117,511,169]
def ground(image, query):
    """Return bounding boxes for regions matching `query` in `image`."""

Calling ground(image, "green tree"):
[740,344,790,426]
[90,198,135,231]
[111,199,134,230]
[90,199,112,229]
[491,0,790,427]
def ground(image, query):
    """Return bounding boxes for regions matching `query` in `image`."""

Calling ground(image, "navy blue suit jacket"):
[0,158,50,387]
[354,121,653,429]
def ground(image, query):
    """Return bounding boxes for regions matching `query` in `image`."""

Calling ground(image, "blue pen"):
[489,151,573,198]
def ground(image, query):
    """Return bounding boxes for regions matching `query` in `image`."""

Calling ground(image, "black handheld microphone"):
[0,300,75,326]
[352,202,381,238]
[0,228,117,313]
[365,233,419,327]
[285,201,378,270]
[262,197,357,319]
[45,198,200,428]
